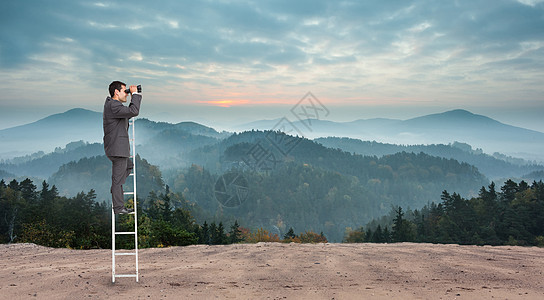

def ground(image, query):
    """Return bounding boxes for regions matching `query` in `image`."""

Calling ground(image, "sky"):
[1,0,544,132]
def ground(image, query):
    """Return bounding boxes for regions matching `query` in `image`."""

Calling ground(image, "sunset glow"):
[0,0,543,130]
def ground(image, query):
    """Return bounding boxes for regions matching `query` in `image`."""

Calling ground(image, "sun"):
[198,99,250,107]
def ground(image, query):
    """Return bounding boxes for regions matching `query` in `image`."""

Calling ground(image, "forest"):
[2,126,543,244]
[0,130,492,242]
[346,180,544,246]
[0,178,326,249]
[315,137,544,180]
[3,177,542,249]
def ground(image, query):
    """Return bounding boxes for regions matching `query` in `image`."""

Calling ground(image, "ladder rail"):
[112,117,139,283]
[133,117,139,281]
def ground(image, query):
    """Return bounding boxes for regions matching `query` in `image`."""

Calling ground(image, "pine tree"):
[8,179,19,191]
[392,206,405,242]
[284,227,296,240]
[365,228,373,242]
[200,221,210,244]
[382,226,391,243]
[228,220,242,244]
[372,225,383,243]
[209,222,217,245]
[214,222,227,245]
[19,178,37,203]
[500,179,518,203]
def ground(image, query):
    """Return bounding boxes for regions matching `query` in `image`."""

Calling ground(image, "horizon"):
[1,1,544,134]
[1,105,543,135]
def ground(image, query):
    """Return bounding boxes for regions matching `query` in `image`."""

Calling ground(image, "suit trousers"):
[108,156,134,212]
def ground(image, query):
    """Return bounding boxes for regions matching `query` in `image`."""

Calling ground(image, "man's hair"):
[109,81,126,97]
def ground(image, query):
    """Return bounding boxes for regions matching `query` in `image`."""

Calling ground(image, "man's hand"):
[129,85,138,94]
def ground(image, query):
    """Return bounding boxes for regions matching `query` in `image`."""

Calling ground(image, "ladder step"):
[115,274,138,278]
[113,211,136,215]
[115,252,136,256]
[128,173,134,176]
[123,192,134,195]
[115,231,136,235]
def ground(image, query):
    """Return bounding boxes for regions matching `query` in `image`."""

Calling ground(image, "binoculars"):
[125,85,142,94]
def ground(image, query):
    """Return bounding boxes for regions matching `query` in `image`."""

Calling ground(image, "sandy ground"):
[0,242,543,299]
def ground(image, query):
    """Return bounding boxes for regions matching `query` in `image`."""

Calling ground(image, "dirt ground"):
[1,242,543,299]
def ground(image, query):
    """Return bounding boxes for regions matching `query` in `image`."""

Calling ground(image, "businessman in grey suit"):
[103,81,142,214]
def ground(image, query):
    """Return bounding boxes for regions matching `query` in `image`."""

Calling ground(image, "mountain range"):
[0,108,229,159]
[3,108,544,242]
[36,131,491,242]
[235,109,544,162]
[0,108,103,158]
[2,107,544,176]
[2,108,543,160]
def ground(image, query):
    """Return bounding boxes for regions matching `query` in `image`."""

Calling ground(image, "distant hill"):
[314,137,544,180]
[0,108,231,159]
[0,169,15,180]
[183,130,488,198]
[394,110,544,155]
[4,107,542,181]
[522,170,544,182]
[3,108,540,242]
[48,155,165,203]
[0,108,103,158]
[171,130,488,241]
[137,128,223,169]
[235,109,544,161]
[4,107,543,161]
[0,141,104,179]
[135,118,231,143]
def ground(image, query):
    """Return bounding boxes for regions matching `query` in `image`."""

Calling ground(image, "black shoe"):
[115,208,134,215]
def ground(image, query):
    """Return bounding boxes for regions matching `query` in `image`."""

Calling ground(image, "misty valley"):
[1,109,544,246]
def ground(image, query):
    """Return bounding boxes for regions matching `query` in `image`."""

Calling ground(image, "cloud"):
[0,0,543,111]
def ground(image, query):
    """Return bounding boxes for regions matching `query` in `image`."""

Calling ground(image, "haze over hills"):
[0,108,228,159]
[35,130,490,242]
[2,107,544,168]
[235,109,544,162]
[0,108,103,158]
[2,108,543,161]
[3,108,544,241]
[315,138,544,181]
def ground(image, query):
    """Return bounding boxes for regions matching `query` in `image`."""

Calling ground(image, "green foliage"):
[359,180,544,246]
[315,137,544,180]
[48,155,165,203]
[298,231,328,243]
[173,130,489,242]
[245,227,281,243]
[0,142,104,179]
[1,178,110,248]
[228,221,243,244]
[0,178,243,249]
[147,219,197,247]
[344,227,365,243]
[392,207,412,242]
[535,236,544,247]
[3,130,496,243]
[279,228,328,243]
[284,227,296,240]
[20,220,75,248]
[172,155,482,242]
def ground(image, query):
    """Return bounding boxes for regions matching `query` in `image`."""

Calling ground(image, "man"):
[103,81,142,214]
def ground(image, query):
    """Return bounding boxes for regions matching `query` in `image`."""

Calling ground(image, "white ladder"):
[112,117,139,283]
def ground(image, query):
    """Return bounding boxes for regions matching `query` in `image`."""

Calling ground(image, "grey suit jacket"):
[103,94,142,157]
